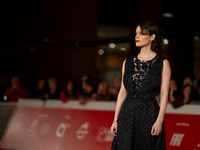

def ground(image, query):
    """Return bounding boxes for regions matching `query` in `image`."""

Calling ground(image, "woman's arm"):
[113,59,128,122]
[156,59,171,123]
[151,59,171,136]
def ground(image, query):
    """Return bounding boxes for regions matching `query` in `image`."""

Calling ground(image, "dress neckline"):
[136,53,158,62]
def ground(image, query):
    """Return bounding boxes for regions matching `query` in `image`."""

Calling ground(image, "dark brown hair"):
[138,21,163,51]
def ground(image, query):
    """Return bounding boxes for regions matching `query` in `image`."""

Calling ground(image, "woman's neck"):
[139,46,154,56]
[138,48,156,60]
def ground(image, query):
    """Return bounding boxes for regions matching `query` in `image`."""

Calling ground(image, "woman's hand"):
[151,120,162,136]
[110,122,117,136]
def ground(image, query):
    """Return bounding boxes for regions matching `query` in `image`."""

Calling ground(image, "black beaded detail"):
[132,54,158,93]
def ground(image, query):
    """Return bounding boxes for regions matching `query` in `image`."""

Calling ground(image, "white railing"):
[15,98,200,115]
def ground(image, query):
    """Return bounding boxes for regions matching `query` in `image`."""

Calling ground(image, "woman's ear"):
[150,34,156,41]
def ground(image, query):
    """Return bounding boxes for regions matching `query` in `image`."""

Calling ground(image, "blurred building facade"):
[0,0,199,98]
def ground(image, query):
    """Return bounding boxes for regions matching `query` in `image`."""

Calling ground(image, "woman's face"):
[66,81,73,91]
[170,79,177,90]
[183,86,191,97]
[38,79,45,89]
[48,81,56,89]
[135,26,154,48]
[102,82,108,91]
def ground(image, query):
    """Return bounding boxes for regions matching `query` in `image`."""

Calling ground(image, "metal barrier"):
[0,102,16,143]
[0,99,45,143]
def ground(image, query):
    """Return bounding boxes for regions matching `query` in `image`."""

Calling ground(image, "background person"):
[60,80,80,103]
[44,77,60,100]
[5,76,29,102]
[32,78,47,99]
[96,81,109,101]
[79,79,97,105]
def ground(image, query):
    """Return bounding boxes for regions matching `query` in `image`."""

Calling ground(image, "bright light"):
[163,39,169,45]
[3,95,7,101]
[120,47,127,51]
[163,12,173,18]
[108,43,116,49]
[98,49,104,55]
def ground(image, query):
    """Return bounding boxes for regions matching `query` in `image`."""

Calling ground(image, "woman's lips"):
[135,40,140,42]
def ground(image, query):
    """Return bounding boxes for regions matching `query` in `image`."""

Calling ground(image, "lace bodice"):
[132,54,158,93]
[123,53,164,98]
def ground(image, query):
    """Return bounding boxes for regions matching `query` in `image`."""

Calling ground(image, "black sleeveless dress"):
[111,53,166,150]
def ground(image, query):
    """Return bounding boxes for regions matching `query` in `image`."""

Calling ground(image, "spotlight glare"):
[98,49,104,55]
[3,95,8,101]
[163,39,169,45]
[163,12,173,18]
[120,47,127,51]
[108,43,116,49]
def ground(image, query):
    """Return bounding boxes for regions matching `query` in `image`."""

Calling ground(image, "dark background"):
[0,0,200,97]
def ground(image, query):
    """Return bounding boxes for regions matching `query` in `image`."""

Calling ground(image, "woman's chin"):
[135,44,142,47]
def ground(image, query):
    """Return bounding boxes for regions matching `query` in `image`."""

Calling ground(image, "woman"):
[172,84,196,108]
[60,80,80,103]
[96,81,109,101]
[44,77,60,99]
[110,21,171,150]
[181,84,195,104]
[79,79,97,104]
[168,78,179,104]
[32,78,47,99]
[108,77,121,101]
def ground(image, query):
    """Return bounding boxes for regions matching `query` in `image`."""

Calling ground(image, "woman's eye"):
[139,32,144,35]
[135,32,144,36]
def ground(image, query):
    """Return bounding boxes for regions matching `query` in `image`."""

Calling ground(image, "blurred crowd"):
[168,76,200,108]
[2,75,121,105]
[2,75,200,107]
